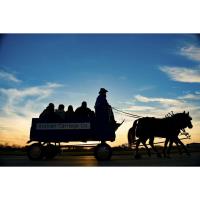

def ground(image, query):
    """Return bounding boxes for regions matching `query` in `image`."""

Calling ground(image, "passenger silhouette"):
[75,101,93,121]
[95,88,117,127]
[65,105,75,122]
[55,104,65,121]
[39,103,56,122]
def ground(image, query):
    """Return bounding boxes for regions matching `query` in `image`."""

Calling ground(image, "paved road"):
[1,152,200,166]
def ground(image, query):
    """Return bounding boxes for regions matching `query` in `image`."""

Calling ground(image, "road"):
[1,152,200,166]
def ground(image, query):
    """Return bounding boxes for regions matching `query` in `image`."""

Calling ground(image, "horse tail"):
[128,119,139,148]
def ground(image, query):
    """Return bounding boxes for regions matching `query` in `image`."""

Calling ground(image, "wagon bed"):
[30,118,116,142]
[27,118,117,161]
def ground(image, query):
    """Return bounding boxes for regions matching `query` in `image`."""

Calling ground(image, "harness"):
[112,107,191,140]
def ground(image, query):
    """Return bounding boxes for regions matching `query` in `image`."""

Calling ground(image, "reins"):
[112,107,142,118]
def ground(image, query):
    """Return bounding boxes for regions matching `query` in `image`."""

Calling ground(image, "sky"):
[0,33,200,146]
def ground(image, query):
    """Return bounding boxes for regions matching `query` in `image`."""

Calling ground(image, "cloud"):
[178,93,200,100]
[126,105,155,111]
[134,94,182,107]
[132,95,200,120]
[0,82,64,146]
[180,45,200,62]
[0,70,21,83]
[117,95,188,120]
[159,66,200,83]
[0,82,63,117]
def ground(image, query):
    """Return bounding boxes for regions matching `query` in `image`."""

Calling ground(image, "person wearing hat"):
[95,88,116,127]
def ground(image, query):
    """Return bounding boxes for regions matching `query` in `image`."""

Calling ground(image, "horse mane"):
[165,111,175,118]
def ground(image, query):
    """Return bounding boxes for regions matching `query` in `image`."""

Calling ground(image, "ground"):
[1,150,200,166]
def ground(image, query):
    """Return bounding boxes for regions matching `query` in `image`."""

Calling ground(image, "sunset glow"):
[0,34,200,147]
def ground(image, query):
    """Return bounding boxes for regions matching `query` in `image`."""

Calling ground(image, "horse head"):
[180,111,193,129]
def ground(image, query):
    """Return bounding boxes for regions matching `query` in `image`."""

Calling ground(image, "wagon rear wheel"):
[44,144,59,159]
[94,143,112,161]
[27,143,44,160]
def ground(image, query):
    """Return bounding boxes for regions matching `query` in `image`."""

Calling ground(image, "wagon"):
[27,118,119,161]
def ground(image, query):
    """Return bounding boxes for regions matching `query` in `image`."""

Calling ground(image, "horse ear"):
[187,112,189,115]
[183,111,185,114]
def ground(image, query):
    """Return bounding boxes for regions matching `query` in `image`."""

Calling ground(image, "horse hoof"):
[135,154,141,159]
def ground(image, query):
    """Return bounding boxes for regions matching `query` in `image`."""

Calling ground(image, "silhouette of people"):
[39,103,56,122]
[55,104,65,121]
[75,101,93,121]
[95,88,116,126]
[65,105,75,122]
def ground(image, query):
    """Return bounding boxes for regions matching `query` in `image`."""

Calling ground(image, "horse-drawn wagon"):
[27,118,120,161]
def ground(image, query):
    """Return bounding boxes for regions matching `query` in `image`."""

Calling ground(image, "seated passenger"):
[39,103,56,122]
[65,105,75,122]
[75,101,93,121]
[55,104,65,121]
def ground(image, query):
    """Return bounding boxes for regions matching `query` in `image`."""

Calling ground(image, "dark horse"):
[128,111,193,158]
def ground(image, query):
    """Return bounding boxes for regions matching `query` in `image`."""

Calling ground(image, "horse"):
[128,111,193,159]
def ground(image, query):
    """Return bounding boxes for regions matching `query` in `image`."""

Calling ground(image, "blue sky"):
[0,34,200,146]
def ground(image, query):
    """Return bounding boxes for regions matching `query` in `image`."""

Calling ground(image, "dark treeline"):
[0,144,26,151]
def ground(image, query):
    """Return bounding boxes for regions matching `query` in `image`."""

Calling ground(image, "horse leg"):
[141,138,151,157]
[176,138,190,156]
[163,138,170,158]
[174,139,182,155]
[135,139,141,159]
[128,131,133,149]
[149,137,162,158]
[166,138,174,157]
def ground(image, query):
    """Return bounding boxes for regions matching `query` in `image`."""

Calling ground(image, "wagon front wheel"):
[27,143,44,160]
[94,143,112,161]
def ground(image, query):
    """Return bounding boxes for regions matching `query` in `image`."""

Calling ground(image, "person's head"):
[81,101,87,109]
[99,88,108,96]
[47,103,54,111]
[58,104,65,111]
[68,105,73,112]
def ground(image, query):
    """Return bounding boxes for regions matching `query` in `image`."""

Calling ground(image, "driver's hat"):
[99,88,108,94]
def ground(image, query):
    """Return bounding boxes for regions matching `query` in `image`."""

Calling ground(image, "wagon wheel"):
[27,143,44,160]
[94,143,112,161]
[44,144,59,159]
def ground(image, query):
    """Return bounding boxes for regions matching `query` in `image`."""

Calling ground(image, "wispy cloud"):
[178,92,200,100]
[180,45,200,62]
[159,43,200,83]
[0,70,21,83]
[126,105,155,111]
[134,94,182,107]
[159,66,200,83]
[133,94,200,118]
[0,82,63,117]
[0,82,63,145]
